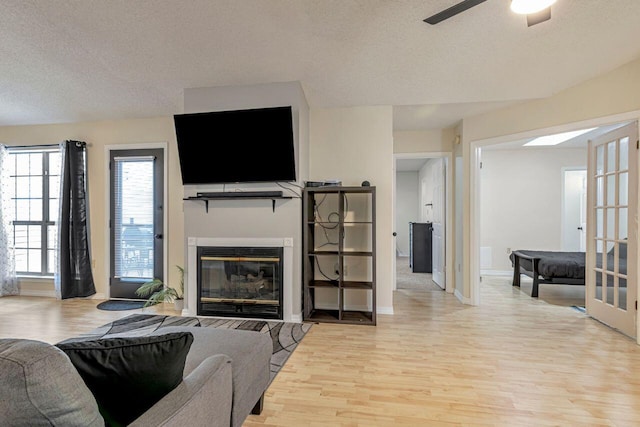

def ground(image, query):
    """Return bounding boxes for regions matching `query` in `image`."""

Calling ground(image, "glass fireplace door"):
[198,247,283,319]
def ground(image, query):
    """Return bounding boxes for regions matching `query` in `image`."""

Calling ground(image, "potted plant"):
[135,265,185,311]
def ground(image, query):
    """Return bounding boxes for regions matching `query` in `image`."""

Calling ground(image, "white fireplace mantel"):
[185,237,298,322]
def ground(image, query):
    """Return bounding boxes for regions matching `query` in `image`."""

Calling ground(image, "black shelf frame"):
[302,186,376,326]
[184,195,293,212]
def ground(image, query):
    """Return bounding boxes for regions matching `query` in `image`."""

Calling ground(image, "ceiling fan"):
[424,0,556,27]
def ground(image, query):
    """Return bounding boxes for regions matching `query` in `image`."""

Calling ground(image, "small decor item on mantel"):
[135,265,185,311]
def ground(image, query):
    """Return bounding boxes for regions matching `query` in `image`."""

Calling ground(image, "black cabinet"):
[409,222,433,273]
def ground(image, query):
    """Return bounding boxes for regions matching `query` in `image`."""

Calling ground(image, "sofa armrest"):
[129,354,233,427]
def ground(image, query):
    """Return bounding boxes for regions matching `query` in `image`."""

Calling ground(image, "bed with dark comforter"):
[509,244,627,297]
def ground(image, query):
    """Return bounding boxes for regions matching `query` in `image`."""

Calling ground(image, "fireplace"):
[197,246,283,319]
[186,237,295,321]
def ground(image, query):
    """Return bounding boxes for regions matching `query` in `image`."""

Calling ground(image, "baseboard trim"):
[19,289,56,298]
[377,306,394,315]
[18,290,106,300]
[481,269,512,276]
[290,313,303,323]
[454,289,472,305]
[311,304,392,316]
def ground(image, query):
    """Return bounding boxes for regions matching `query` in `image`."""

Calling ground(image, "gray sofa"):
[0,326,273,427]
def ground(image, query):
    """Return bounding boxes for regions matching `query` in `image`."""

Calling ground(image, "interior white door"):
[562,169,587,251]
[432,223,445,288]
[431,159,446,289]
[586,122,637,338]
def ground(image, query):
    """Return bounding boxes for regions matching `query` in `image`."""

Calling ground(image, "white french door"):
[586,122,637,338]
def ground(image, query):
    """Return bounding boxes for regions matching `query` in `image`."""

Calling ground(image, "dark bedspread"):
[510,248,627,281]
[510,250,585,279]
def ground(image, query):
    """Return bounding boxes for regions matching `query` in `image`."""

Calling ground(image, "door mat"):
[96,300,155,311]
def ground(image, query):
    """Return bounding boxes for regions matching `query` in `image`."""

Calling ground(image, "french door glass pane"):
[619,275,627,310]
[596,177,603,206]
[619,208,628,240]
[595,271,603,301]
[607,141,616,172]
[596,145,604,175]
[603,274,612,304]
[606,175,615,205]
[619,137,629,171]
[596,209,603,238]
[619,172,628,206]
[606,208,615,239]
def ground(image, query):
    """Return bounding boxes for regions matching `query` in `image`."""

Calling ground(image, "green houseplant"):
[135,265,185,310]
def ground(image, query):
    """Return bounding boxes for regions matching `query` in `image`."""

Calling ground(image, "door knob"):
[577,227,583,230]
[392,232,397,236]
[155,234,163,239]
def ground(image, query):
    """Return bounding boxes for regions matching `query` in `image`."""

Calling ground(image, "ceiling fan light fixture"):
[510,0,557,15]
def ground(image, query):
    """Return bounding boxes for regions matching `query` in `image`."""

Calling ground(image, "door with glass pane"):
[587,122,637,338]
[109,149,164,299]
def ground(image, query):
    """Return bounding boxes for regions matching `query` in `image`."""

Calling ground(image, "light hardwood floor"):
[1,277,640,426]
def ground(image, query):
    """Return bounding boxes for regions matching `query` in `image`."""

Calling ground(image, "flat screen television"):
[174,106,296,184]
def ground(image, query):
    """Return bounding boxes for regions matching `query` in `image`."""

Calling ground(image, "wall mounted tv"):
[174,105,296,185]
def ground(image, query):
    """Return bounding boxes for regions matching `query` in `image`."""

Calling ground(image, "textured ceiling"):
[1,0,640,129]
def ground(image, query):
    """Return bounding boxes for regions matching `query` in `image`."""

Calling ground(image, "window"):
[113,155,155,280]
[6,148,61,276]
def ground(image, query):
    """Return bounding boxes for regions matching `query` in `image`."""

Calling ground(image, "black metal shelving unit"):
[302,186,376,325]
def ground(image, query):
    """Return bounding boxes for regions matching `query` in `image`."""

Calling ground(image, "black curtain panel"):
[57,140,96,299]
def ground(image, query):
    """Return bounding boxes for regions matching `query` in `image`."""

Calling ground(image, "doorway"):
[393,153,452,293]
[108,148,164,300]
[562,168,587,251]
[472,116,638,340]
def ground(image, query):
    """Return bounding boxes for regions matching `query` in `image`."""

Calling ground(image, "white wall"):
[480,147,587,272]
[394,129,455,153]
[395,171,419,256]
[310,106,394,314]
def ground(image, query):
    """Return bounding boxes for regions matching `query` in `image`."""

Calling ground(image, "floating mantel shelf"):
[184,195,294,213]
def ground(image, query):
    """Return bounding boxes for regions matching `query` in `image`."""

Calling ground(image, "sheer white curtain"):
[54,141,66,299]
[0,144,18,296]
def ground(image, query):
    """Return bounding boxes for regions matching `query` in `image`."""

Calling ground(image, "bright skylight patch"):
[523,128,597,147]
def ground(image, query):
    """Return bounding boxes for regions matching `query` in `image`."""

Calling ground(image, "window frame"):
[6,146,61,277]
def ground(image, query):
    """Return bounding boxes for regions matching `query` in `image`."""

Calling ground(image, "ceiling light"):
[523,128,597,147]
[510,0,557,15]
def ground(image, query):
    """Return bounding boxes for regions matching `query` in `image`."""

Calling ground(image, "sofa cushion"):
[0,338,103,426]
[149,326,272,427]
[56,332,193,427]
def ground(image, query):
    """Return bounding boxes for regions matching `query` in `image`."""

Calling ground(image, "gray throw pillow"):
[0,338,104,426]
[56,332,193,427]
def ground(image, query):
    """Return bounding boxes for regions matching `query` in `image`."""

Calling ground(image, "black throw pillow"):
[56,332,194,427]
